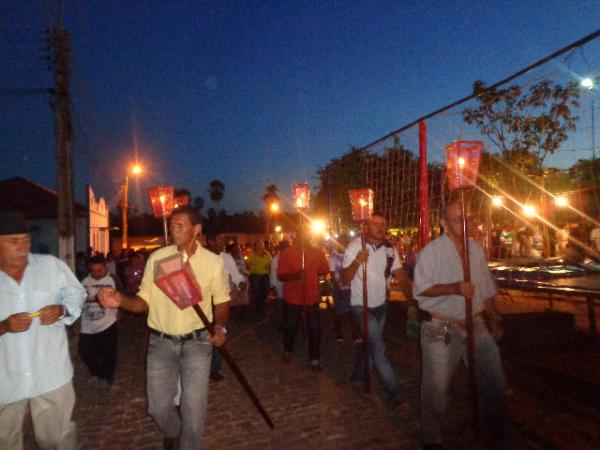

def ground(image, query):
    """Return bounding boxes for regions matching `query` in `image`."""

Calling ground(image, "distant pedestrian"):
[278,225,329,371]
[79,254,124,388]
[270,240,290,326]
[342,213,413,409]
[0,212,85,450]
[414,201,506,448]
[247,240,272,315]
[206,231,245,382]
[328,235,360,344]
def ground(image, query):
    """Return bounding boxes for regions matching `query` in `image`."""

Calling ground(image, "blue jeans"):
[420,319,506,444]
[283,302,321,361]
[351,304,399,401]
[249,274,270,314]
[146,331,212,450]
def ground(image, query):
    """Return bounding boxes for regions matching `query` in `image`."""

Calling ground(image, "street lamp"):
[120,162,143,249]
[581,78,596,160]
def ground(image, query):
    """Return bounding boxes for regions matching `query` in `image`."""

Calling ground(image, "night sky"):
[1,1,599,213]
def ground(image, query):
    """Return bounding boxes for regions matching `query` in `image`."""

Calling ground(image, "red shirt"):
[277,245,329,305]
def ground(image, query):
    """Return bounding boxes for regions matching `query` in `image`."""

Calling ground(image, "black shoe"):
[163,436,179,450]
[210,373,224,382]
[422,444,443,450]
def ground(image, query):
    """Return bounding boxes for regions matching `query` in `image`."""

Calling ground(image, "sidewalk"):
[24,299,595,449]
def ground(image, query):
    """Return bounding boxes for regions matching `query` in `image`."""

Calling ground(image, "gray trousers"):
[420,319,506,445]
[147,332,212,450]
[0,381,77,450]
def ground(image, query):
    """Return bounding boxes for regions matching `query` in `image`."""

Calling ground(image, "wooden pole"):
[360,219,370,393]
[459,189,480,433]
[192,304,274,429]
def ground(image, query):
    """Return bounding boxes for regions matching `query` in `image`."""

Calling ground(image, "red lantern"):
[444,141,483,191]
[348,188,374,222]
[292,183,310,210]
[147,186,175,218]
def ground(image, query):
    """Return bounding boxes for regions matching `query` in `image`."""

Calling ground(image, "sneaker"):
[281,352,292,364]
[309,360,323,373]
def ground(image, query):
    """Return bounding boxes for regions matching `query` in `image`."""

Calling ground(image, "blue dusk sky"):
[1,1,599,213]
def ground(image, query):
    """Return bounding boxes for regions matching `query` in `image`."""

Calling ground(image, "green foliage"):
[463,79,580,172]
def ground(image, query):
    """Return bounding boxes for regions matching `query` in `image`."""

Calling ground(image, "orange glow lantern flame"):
[349,188,374,222]
[444,141,483,191]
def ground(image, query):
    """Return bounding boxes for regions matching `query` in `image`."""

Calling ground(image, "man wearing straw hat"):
[0,212,85,450]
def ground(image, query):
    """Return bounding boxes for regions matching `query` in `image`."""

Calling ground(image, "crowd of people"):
[4,202,563,450]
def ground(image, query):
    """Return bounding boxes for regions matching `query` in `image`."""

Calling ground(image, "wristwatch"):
[58,306,69,320]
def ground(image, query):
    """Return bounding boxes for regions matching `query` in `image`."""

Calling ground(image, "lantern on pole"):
[293,183,310,210]
[444,140,483,433]
[147,185,175,245]
[348,187,374,393]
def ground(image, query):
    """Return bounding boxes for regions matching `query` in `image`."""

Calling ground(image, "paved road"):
[23,299,598,449]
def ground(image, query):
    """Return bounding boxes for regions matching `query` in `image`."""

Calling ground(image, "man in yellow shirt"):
[98,206,229,450]
[246,240,272,315]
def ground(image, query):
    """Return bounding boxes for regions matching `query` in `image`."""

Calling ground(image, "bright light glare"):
[581,78,594,90]
[131,163,142,175]
[349,230,355,237]
[555,196,568,207]
[522,205,536,217]
[457,157,466,167]
[270,202,280,213]
[311,220,326,234]
[492,196,503,207]
[359,198,368,206]
[274,225,282,233]
[324,234,331,241]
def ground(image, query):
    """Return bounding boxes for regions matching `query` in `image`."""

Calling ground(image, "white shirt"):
[342,237,401,308]
[0,254,85,404]
[80,273,119,334]
[219,251,244,286]
[328,250,349,290]
[270,253,283,298]
[413,234,497,320]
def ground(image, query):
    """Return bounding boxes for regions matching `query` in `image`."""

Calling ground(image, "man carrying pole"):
[413,200,506,449]
[342,213,413,409]
[98,206,231,450]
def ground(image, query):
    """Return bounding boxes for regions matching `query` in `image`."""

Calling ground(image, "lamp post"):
[348,187,374,393]
[582,77,599,210]
[266,200,280,237]
[444,140,483,434]
[120,163,142,250]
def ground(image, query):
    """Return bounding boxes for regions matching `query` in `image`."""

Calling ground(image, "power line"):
[359,28,600,152]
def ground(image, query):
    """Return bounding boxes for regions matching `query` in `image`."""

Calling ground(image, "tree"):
[262,184,280,208]
[192,196,205,213]
[462,79,580,198]
[209,179,225,211]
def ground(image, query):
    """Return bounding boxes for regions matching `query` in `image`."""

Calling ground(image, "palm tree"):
[209,179,225,212]
[262,184,279,208]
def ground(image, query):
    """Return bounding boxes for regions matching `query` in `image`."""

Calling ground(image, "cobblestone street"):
[23,297,600,449]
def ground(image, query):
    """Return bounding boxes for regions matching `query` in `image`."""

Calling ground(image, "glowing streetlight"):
[274,225,282,233]
[270,201,280,213]
[522,205,537,217]
[491,196,503,207]
[121,162,143,249]
[311,219,326,235]
[582,77,594,90]
[555,195,568,207]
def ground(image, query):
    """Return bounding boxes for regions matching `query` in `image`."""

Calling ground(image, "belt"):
[149,328,207,342]
[430,312,484,328]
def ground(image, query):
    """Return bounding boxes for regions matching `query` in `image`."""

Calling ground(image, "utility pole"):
[51,27,75,270]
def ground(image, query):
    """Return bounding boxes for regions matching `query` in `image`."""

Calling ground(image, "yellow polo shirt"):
[138,243,230,335]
